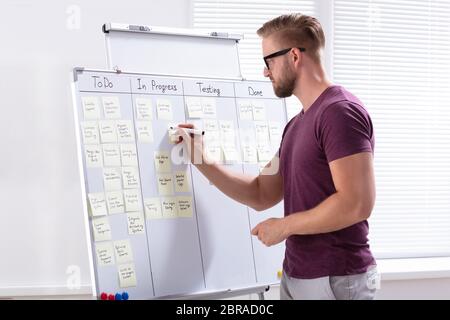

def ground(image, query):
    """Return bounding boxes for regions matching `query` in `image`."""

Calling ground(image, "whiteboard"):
[104,23,243,79]
[72,69,287,299]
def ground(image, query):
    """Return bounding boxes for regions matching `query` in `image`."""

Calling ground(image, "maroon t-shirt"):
[279,85,376,279]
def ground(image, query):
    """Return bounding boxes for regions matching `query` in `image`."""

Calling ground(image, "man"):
[177,13,378,300]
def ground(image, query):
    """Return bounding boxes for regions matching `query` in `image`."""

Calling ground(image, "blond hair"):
[257,13,325,63]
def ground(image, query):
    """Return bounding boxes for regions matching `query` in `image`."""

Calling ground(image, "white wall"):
[0,0,189,295]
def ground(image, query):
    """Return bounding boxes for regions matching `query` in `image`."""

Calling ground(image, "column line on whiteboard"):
[233,81,259,283]
[181,79,207,289]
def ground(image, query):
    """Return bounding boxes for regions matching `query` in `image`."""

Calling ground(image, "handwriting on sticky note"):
[82,96,100,120]
[123,189,141,212]
[122,167,140,189]
[238,100,253,121]
[88,193,108,216]
[118,263,137,288]
[156,99,173,120]
[135,98,153,120]
[85,145,103,167]
[102,144,121,167]
[174,171,190,193]
[154,151,172,173]
[202,98,217,119]
[113,239,134,264]
[177,196,193,218]
[252,101,266,121]
[99,121,118,143]
[157,174,174,196]
[161,197,178,218]
[95,242,115,266]
[120,144,138,166]
[106,191,124,214]
[92,217,112,242]
[127,212,145,235]
[144,198,162,220]
[81,122,99,144]
[116,121,135,142]
[136,121,154,143]
[102,96,121,119]
[103,168,122,191]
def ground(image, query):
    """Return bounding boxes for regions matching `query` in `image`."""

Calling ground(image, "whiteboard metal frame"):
[71,67,283,300]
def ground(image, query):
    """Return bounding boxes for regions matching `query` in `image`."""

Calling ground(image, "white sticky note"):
[174,171,190,193]
[222,145,239,163]
[144,198,162,220]
[123,189,141,212]
[269,121,283,148]
[120,144,138,167]
[161,197,178,219]
[82,96,100,120]
[81,121,100,144]
[254,122,270,144]
[205,145,222,163]
[185,97,203,118]
[157,174,174,196]
[252,100,266,121]
[102,144,121,167]
[156,99,173,120]
[242,145,258,163]
[135,98,153,120]
[203,119,219,132]
[238,100,253,121]
[127,211,145,235]
[92,217,112,242]
[88,193,108,216]
[98,121,118,143]
[136,121,154,143]
[122,167,140,189]
[219,121,235,145]
[85,145,103,168]
[103,168,122,191]
[116,120,135,143]
[102,96,121,119]
[113,239,134,264]
[202,97,217,119]
[177,196,193,218]
[118,263,137,288]
[154,151,172,173]
[106,191,125,214]
[95,242,115,266]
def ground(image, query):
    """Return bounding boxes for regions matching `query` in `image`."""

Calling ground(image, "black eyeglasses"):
[263,47,306,70]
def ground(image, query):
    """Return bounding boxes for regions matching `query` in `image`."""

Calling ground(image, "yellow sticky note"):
[82,96,100,120]
[136,121,154,143]
[92,217,112,242]
[95,242,115,266]
[123,189,141,212]
[116,120,135,143]
[118,263,137,288]
[252,100,266,121]
[177,196,193,218]
[99,121,118,143]
[85,145,103,168]
[185,97,203,118]
[174,171,190,193]
[106,191,124,214]
[161,197,178,219]
[103,168,122,191]
[157,174,174,196]
[122,167,140,189]
[202,97,217,119]
[120,144,138,167]
[154,151,172,173]
[135,98,153,120]
[88,193,107,216]
[157,99,173,120]
[242,145,258,164]
[113,239,134,264]
[127,211,145,235]
[81,121,100,144]
[144,198,163,220]
[238,100,253,121]
[102,96,121,119]
[102,144,121,167]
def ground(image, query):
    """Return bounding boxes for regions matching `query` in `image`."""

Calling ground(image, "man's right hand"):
[175,124,207,166]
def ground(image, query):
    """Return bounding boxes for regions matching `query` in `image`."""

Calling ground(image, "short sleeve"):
[317,102,374,163]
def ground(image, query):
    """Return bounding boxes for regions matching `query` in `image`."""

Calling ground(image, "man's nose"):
[263,67,271,78]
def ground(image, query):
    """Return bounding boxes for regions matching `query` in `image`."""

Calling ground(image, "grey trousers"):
[280,265,379,300]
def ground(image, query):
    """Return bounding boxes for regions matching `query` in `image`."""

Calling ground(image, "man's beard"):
[272,66,297,98]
